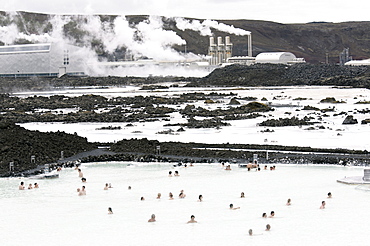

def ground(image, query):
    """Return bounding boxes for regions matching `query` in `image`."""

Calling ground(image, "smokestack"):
[217,36,223,46]
[209,37,215,46]
[248,34,252,57]
[225,36,231,46]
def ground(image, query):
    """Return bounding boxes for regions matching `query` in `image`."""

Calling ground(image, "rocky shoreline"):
[1,63,370,177]
[2,131,369,178]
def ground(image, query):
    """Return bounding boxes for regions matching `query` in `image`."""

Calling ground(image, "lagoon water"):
[1,162,369,246]
[5,85,370,245]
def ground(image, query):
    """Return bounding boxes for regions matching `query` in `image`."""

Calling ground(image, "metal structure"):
[208,36,234,65]
[339,48,351,66]
[0,43,86,77]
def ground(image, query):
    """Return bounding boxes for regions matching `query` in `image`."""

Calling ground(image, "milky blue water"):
[1,162,368,246]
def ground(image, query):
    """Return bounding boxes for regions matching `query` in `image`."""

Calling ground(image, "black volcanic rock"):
[342,115,358,124]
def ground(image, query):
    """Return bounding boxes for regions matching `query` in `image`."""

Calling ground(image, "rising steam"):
[0,13,250,77]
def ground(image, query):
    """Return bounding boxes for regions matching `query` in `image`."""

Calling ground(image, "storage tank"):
[255,52,297,64]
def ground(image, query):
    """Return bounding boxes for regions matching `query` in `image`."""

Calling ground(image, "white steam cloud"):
[0,13,248,77]
[174,17,251,36]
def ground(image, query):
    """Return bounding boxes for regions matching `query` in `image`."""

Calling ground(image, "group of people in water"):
[18,181,39,190]
[18,162,333,236]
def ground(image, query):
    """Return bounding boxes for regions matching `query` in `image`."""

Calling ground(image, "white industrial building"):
[208,34,252,66]
[0,43,86,77]
[345,59,370,66]
[255,52,305,64]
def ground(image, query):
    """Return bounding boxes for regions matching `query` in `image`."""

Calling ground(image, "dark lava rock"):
[342,115,358,124]
[229,98,241,105]
[259,116,314,127]
[361,119,370,124]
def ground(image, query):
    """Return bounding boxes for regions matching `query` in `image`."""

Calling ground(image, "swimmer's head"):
[262,213,267,218]
[151,214,155,218]
[266,224,271,230]
[230,204,233,208]
[191,215,195,219]
[248,229,253,236]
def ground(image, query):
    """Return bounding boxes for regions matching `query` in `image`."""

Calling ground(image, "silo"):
[364,169,370,181]
[225,36,232,60]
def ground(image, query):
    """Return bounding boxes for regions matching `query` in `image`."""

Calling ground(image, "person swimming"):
[265,224,271,231]
[168,171,172,177]
[286,198,291,206]
[156,193,161,199]
[108,207,113,214]
[327,192,332,198]
[248,229,253,236]
[269,211,275,218]
[230,204,240,210]
[28,184,33,189]
[148,214,156,222]
[225,165,231,170]
[198,195,203,202]
[141,196,145,201]
[262,213,267,218]
[169,192,174,200]
[241,192,245,198]
[179,190,186,198]
[187,215,197,223]
[104,183,109,190]
[34,183,39,188]
[320,201,326,209]
[174,170,179,176]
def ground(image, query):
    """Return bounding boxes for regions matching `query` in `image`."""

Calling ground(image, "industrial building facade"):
[0,43,86,77]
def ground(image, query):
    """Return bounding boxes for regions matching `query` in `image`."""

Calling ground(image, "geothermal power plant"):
[2,28,368,78]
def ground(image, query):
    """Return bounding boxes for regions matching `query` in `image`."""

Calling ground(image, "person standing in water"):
[286,198,291,206]
[19,182,25,190]
[320,201,326,209]
[198,195,203,202]
[78,168,83,178]
[108,207,113,214]
[148,214,156,222]
[187,215,197,223]
[269,211,275,218]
